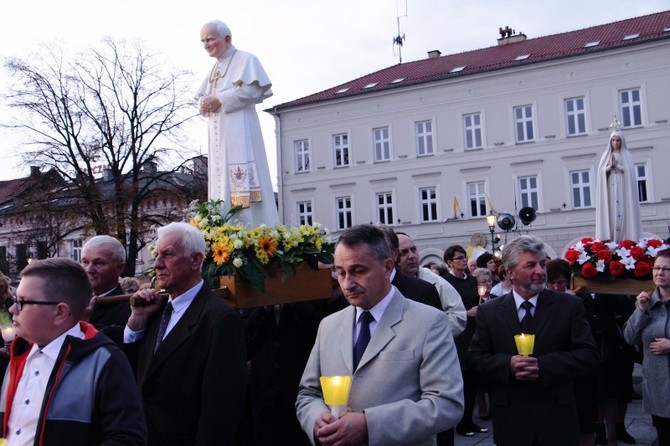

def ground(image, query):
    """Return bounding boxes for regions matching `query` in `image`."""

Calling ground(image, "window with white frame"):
[415,120,434,156]
[419,187,438,222]
[570,170,592,208]
[295,140,310,172]
[71,239,83,263]
[463,113,483,149]
[336,196,353,230]
[467,181,487,217]
[373,126,390,162]
[333,133,350,167]
[376,192,394,225]
[565,97,586,136]
[513,105,534,143]
[518,175,539,210]
[297,200,313,225]
[619,88,642,128]
[636,163,649,203]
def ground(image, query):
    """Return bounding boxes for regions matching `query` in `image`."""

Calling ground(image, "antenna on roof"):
[392,0,407,64]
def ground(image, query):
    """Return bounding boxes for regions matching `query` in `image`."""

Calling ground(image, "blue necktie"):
[353,311,374,370]
[520,301,534,334]
[154,301,173,354]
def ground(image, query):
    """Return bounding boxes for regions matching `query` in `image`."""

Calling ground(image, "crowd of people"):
[0,223,666,445]
[0,17,666,446]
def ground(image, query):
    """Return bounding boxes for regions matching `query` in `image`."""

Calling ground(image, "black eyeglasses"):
[12,298,60,311]
[451,256,467,261]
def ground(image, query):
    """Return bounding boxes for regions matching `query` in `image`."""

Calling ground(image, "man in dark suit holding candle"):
[469,235,599,446]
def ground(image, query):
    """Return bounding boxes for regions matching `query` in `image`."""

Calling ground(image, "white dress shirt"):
[124,281,202,343]
[7,324,84,446]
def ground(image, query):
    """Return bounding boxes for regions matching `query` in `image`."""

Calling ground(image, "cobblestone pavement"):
[455,364,658,446]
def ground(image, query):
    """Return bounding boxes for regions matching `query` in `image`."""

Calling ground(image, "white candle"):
[1,325,16,343]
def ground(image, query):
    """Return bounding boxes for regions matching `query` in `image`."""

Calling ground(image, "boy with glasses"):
[0,258,146,445]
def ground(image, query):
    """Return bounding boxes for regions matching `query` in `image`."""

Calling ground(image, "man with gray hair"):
[122,222,247,445]
[297,225,463,445]
[81,235,129,328]
[468,235,599,446]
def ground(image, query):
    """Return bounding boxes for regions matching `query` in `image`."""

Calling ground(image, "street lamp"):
[486,212,497,252]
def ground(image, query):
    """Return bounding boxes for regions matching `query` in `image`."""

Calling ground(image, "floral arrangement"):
[565,237,669,281]
[188,200,335,292]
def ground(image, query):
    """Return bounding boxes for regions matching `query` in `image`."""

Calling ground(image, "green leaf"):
[0,309,12,326]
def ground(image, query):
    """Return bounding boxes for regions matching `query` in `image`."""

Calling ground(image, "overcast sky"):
[1,0,668,186]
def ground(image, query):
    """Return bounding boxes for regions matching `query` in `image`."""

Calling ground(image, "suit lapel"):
[355,291,402,371]
[140,285,209,384]
[336,306,357,374]
[497,292,522,335]
[530,289,556,335]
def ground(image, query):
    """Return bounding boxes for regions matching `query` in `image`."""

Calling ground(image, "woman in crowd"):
[442,245,488,437]
[624,249,670,446]
[491,263,512,296]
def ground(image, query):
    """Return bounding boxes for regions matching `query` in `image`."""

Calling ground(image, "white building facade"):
[268,11,670,264]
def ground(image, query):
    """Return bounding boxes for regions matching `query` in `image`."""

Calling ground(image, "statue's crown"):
[609,115,623,132]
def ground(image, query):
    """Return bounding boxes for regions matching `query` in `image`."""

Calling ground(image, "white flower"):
[577,251,590,265]
[596,259,606,272]
[620,255,636,270]
[232,257,243,268]
[233,239,244,250]
[605,241,619,250]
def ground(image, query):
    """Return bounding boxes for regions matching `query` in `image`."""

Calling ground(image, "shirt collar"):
[513,290,539,309]
[36,323,85,360]
[355,285,396,324]
[168,280,203,314]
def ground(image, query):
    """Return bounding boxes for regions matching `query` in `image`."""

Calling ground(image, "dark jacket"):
[91,284,131,330]
[468,290,599,446]
[392,270,442,310]
[1,322,147,445]
[126,285,247,446]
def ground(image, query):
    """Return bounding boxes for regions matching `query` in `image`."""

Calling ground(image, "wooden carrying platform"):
[95,265,333,309]
[216,264,333,309]
[572,276,653,296]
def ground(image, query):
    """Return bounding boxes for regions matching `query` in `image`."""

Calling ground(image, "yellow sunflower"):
[211,239,233,265]
[255,234,278,264]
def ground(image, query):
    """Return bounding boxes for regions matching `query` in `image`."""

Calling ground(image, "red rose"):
[565,249,580,264]
[634,261,651,278]
[597,249,612,263]
[630,246,645,259]
[581,262,598,279]
[609,261,624,277]
[581,237,594,244]
[591,241,606,253]
[619,240,634,249]
[647,238,663,248]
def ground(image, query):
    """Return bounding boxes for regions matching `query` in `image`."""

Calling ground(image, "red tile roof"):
[271,10,670,111]
[0,177,37,205]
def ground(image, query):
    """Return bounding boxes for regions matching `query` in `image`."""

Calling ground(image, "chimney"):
[497,26,527,45]
[427,50,442,59]
[30,166,40,179]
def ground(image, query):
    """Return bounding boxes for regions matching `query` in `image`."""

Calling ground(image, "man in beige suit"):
[296,225,464,446]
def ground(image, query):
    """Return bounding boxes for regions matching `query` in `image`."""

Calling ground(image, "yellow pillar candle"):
[320,375,351,418]
[514,333,535,356]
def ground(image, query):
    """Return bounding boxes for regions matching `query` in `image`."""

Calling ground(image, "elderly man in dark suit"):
[82,235,130,328]
[469,235,599,446]
[123,222,247,445]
